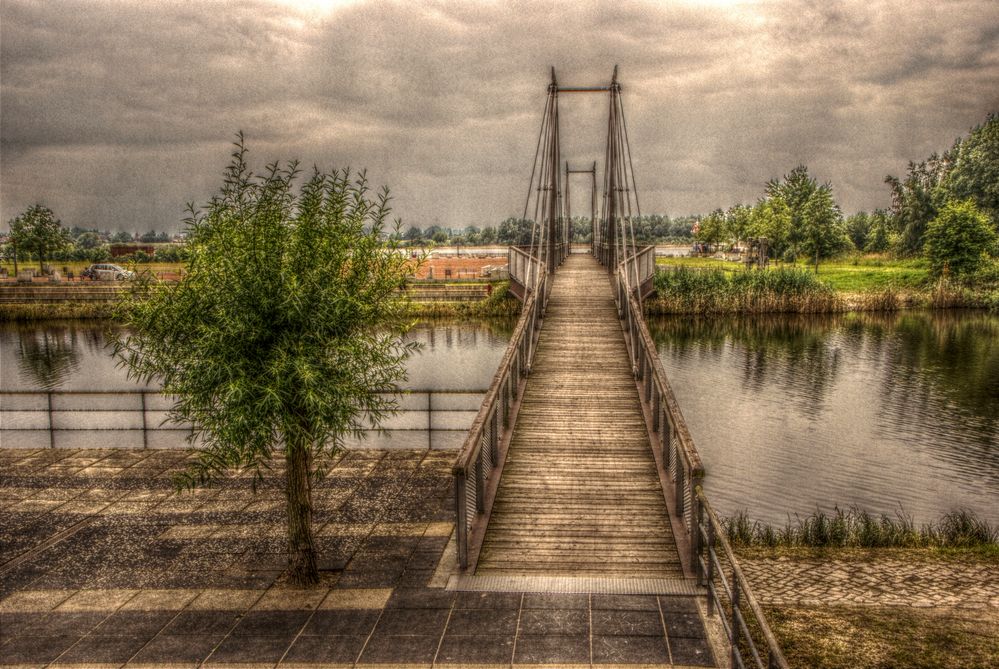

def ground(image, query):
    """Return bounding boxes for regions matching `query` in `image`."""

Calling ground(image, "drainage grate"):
[446,574,703,595]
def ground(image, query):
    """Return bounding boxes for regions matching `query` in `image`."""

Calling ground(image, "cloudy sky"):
[2,0,998,234]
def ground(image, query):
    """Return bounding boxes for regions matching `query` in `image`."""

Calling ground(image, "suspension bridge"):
[449,67,789,669]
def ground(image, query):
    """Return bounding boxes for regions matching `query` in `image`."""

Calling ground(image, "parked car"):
[81,263,135,281]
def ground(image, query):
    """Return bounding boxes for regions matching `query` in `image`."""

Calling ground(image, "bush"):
[924,199,997,279]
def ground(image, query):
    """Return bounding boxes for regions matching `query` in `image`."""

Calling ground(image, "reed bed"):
[725,507,998,549]
[650,267,843,314]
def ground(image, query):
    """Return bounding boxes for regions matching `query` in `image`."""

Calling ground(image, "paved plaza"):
[0,448,715,668]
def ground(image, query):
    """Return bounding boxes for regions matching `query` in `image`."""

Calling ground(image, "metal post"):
[706,513,716,615]
[47,392,54,449]
[731,569,741,667]
[141,391,148,449]
[455,473,468,568]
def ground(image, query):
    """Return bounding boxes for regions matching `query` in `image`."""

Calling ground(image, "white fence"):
[0,390,485,450]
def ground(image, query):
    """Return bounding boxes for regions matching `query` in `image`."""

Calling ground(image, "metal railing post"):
[731,569,741,668]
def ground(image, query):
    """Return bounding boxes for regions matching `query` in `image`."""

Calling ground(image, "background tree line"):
[692,114,998,278]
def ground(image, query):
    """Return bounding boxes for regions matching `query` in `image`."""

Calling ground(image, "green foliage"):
[114,137,418,584]
[7,204,71,271]
[943,114,999,228]
[694,209,726,246]
[924,199,998,278]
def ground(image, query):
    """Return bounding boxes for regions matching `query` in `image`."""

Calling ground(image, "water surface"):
[649,310,999,525]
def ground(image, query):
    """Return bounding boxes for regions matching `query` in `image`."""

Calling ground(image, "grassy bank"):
[651,254,999,314]
[0,282,522,322]
[765,604,999,669]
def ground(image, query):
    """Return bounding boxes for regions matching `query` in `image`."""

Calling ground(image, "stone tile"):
[90,610,177,637]
[0,611,50,637]
[251,587,328,611]
[205,634,293,665]
[591,594,660,611]
[513,634,590,664]
[373,607,449,636]
[385,587,455,610]
[301,609,380,636]
[592,635,671,664]
[445,608,519,636]
[669,635,715,666]
[665,611,707,639]
[0,589,75,612]
[435,634,515,665]
[161,609,243,636]
[55,589,138,612]
[659,595,699,614]
[228,610,311,636]
[51,634,148,665]
[125,634,220,666]
[281,634,368,665]
[357,633,440,665]
[320,588,393,610]
[454,591,522,610]
[334,570,402,588]
[119,588,201,611]
[187,589,262,610]
[0,634,81,664]
[38,611,110,635]
[518,609,589,636]
[522,592,589,609]
[591,609,664,636]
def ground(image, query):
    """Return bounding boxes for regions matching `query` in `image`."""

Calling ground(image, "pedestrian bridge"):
[449,68,789,669]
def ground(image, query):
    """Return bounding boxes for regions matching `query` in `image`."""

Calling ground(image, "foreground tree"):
[923,199,997,279]
[8,204,70,273]
[115,139,418,584]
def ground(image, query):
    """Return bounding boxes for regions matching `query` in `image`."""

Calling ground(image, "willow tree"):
[115,138,417,584]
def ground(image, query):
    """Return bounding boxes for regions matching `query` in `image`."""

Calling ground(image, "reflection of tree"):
[876,311,999,444]
[16,325,81,390]
[650,314,844,416]
[650,310,999,447]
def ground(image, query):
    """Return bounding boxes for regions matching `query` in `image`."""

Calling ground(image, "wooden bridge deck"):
[476,252,682,577]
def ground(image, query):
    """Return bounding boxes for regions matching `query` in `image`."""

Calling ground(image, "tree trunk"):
[285,439,319,585]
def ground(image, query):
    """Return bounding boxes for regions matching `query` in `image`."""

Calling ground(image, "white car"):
[82,263,135,281]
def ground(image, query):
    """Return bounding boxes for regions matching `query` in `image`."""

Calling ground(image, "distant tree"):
[479,225,497,244]
[497,217,534,245]
[924,199,997,279]
[114,139,418,585]
[725,205,753,248]
[139,230,160,243]
[864,210,893,253]
[942,114,999,229]
[8,204,70,272]
[749,197,792,259]
[845,212,870,251]
[111,231,134,243]
[884,154,949,255]
[800,184,845,273]
[76,231,103,250]
[694,209,727,248]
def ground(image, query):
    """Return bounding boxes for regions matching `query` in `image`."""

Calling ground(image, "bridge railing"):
[614,256,788,669]
[508,246,541,301]
[452,264,550,568]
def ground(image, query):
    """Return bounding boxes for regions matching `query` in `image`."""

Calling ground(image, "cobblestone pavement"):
[0,448,715,668]
[741,554,999,609]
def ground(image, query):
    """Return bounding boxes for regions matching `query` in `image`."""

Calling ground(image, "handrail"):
[697,491,790,669]
[613,256,787,669]
[452,261,550,568]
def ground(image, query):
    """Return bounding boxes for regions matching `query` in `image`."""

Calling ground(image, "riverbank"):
[0,281,522,322]
[649,256,999,314]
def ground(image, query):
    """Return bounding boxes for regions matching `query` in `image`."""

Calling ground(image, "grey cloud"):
[2,0,998,232]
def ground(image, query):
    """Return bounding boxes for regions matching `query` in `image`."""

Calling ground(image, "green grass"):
[656,254,933,292]
[651,265,840,313]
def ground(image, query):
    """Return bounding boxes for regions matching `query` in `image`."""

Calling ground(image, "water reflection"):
[649,310,999,525]
[14,326,83,390]
[0,318,515,392]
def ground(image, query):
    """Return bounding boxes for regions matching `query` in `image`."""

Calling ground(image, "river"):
[648,310,999,525]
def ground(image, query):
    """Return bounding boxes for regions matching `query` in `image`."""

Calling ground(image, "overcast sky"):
[2,0,998,234]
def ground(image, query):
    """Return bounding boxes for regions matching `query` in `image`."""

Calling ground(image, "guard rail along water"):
[615,246,789,669]
[452,251,550,568]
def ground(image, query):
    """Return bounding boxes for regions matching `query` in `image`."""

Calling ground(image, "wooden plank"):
[476,253,683,578]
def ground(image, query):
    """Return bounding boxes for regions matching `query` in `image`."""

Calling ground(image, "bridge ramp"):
[476,253,682,577]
